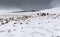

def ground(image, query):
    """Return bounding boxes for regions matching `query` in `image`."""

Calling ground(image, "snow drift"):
[0,7,60,37]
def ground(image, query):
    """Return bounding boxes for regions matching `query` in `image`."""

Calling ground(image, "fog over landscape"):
[0,0,60,37]
[0,0,60,11]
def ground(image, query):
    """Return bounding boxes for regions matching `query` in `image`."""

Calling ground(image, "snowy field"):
[0,7,60,37]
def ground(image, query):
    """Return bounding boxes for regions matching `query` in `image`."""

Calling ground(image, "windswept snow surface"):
[0,7,60,37]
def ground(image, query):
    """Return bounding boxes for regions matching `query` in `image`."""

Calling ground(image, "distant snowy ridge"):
[40,7,60,14]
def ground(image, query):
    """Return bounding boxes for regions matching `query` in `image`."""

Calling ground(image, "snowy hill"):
[40,7,60,14]
[0,7,60,37]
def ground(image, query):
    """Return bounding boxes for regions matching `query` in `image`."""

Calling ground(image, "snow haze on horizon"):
[0,9,23,13]
[0,0,60,13]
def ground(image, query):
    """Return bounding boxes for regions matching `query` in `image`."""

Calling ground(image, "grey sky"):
[0,0,60,11]
[51,0,60,8]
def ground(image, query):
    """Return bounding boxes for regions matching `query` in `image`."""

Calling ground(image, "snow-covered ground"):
[0,7,60,37]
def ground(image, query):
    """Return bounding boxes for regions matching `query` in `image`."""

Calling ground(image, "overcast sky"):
[0,0,60,11]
